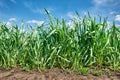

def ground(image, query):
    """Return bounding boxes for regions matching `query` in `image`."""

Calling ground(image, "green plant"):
[78,66,89,75]
[0,10,120,72]
[92,70,103,76]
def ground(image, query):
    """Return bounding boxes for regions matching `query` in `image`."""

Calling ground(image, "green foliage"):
[92,70,103,76]
[0,10,120,72]
[78,66,89,75]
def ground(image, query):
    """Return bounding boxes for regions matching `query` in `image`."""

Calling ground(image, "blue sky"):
[0,0,120,26]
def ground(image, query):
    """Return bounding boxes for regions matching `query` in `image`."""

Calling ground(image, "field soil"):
[0,67,120,80]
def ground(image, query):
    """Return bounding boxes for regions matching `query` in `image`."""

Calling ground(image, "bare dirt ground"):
[0,67,120,80]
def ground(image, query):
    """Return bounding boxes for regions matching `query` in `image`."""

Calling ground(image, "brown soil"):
[0,67,120,80]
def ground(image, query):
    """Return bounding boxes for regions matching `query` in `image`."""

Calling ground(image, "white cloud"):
[115,15,120,21]
[67,12,76,19]
[10,0,16,3]
[6,22,11,26]
[90,0,119,20]
[9,18,16,22]
[3,18,17,26]
[92,0,119,9]
[93,0,113,5]
[93,0,107,4]
[27,20,44,25]
[66,20,74,29]
[66,11,82,21]
[3,21,12,26]
[109,11,117,15]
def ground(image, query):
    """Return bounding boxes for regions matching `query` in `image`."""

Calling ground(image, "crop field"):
[0,10,120,79]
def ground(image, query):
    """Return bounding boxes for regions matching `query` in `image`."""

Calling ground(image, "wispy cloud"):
[93,0,113,5]
[6,22,11,26]
[4,18,17,26]
[67,12,74,18]
[23,1,32,9]
[115,15,120,22]
[90,0,120,22]
[92,0,120,9]
[27,20,44,25]
[34,8,54,14]
[109,11,117,15]
[23,2,54,14]
[66,20,74,29]
[32,8,44,14]
[9,18,16,22]
[92,0,117,8]
[67,12,77,19]
[10,0,16,3]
